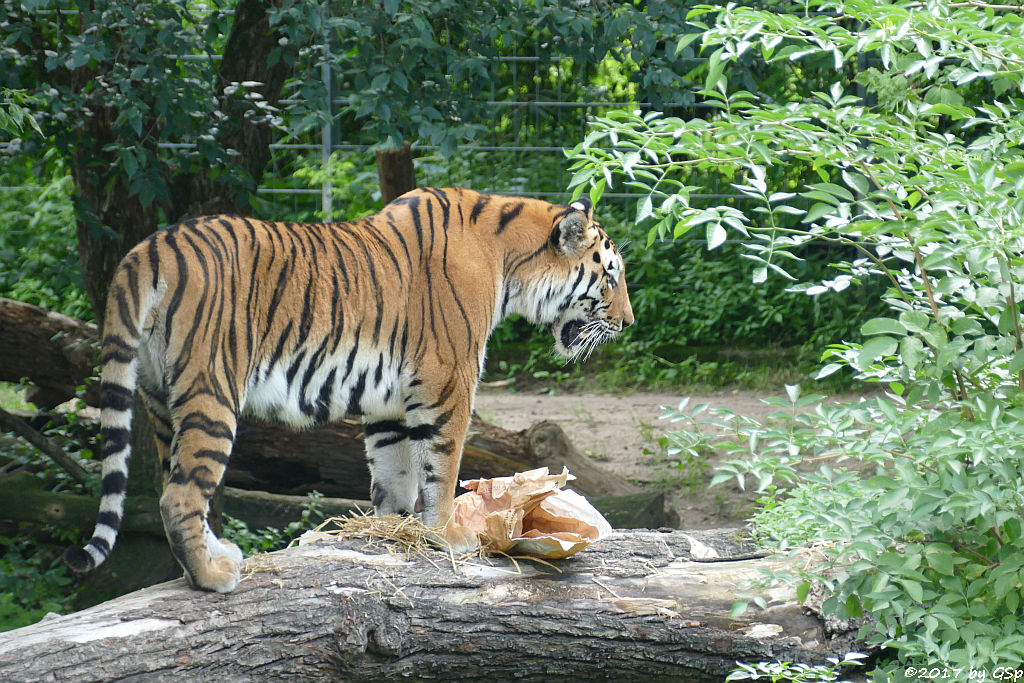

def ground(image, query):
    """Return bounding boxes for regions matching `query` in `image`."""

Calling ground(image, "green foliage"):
[221,492,325,556]
[568,0,1024,674]
[324,0,694,155]
[0,154,91,319]
[0,88,41,136]
[727,652,866,683]
[0,531,79,632]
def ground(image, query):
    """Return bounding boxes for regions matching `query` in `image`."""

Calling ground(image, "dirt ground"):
[474,386,785,531]
[476,386,876,531]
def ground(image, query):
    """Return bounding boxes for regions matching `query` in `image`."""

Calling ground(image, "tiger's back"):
[67,187,633,592]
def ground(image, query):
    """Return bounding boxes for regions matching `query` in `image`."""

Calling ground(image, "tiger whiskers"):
[565,319,617,364]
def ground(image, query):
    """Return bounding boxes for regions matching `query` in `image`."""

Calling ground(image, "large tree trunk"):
[0,529,862,682]
[61,0,302,325]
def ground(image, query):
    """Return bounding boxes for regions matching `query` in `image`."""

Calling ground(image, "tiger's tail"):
[65,259,161,574]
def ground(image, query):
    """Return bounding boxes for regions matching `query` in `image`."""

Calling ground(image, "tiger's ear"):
[569,197,594,220]
[551,199,593,255]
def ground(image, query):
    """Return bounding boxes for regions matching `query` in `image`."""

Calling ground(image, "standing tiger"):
[65,187,634,593]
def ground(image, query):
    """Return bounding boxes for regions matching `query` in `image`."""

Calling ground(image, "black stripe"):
[101,334,136,365]
[407,196,424,258]
[179,414,234,440]
[148,233,160,289]
[497,203,524,234]
[431,439,455,454]
[267,320,295,372]
[88,537,111,556]
[373,433,408,448]
[101,471,127,496]
[96,510,121,531]
[347,370,367,416]
[364,420,406,436]
[194,449,231,466]
[314,368,337,424]
[168,465,218,493]
[408,423,439,441]
[342,324,362,380]
[470,195,490,223]
[286,350,307,387]
[101,427,130,455]
[100,382,134,412]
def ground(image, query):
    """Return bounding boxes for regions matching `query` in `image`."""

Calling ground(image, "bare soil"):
[475,387,781,531]
[475,387,876,531]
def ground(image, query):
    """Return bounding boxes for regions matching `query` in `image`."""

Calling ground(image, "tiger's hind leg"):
[138,385,174,485]
[160,395,243,592]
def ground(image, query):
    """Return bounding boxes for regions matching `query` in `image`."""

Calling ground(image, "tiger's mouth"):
[553,317,618,362]
[560,319,585,350]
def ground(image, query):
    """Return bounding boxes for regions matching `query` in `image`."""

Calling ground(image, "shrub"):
[568,0,1024,674]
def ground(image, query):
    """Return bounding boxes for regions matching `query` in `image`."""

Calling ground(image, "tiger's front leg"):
[406,399,479,553]
[363,418,421,517]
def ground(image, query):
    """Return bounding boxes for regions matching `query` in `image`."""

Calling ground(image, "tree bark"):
[376,140,417,204]
[229,416,642,500]
[0,297,99,408]
[0,529,861,682]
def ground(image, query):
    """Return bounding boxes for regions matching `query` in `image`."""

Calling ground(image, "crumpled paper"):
[453,466,613,559]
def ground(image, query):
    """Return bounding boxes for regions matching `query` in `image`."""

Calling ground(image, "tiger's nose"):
[622,313,635,328]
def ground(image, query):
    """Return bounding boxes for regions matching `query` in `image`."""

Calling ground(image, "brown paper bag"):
[453,466,613,559]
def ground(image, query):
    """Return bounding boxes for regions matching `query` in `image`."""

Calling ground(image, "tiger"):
[65,187,634,593]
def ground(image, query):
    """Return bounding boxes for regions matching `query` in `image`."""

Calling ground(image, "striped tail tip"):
[64,544,100,573]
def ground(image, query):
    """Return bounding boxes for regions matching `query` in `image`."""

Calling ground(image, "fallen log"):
[230,417,642,500]
[0,529,860,682]
[0,297,99,408]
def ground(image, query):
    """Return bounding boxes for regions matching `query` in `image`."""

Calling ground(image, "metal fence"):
[256,47,711,223]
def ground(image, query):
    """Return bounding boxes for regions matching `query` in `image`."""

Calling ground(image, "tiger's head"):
[541,197,634,361]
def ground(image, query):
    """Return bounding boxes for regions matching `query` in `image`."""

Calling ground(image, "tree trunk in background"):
[376,141,417,204]
[70,0,300,326]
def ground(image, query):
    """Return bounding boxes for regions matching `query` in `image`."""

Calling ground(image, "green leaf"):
[812,363,843,379]
[900,336,924,370]
[1004,161,1024,179]
[861,317,906,336]
[707,223,727,250]
[589,177,606,206]
[900,579,924,603]
[845,593,863,618]
[1008,349,1024,373]
[705,48,726,92]
[857,337,898,370]
[729,600,748,618]
[899,310,932,334]
[803,202,834,224]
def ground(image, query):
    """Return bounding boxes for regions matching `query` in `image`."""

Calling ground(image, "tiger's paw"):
[185,538,243,593]
[429,523,479,555]
[213,537,244,566]
[189,553,241,593]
